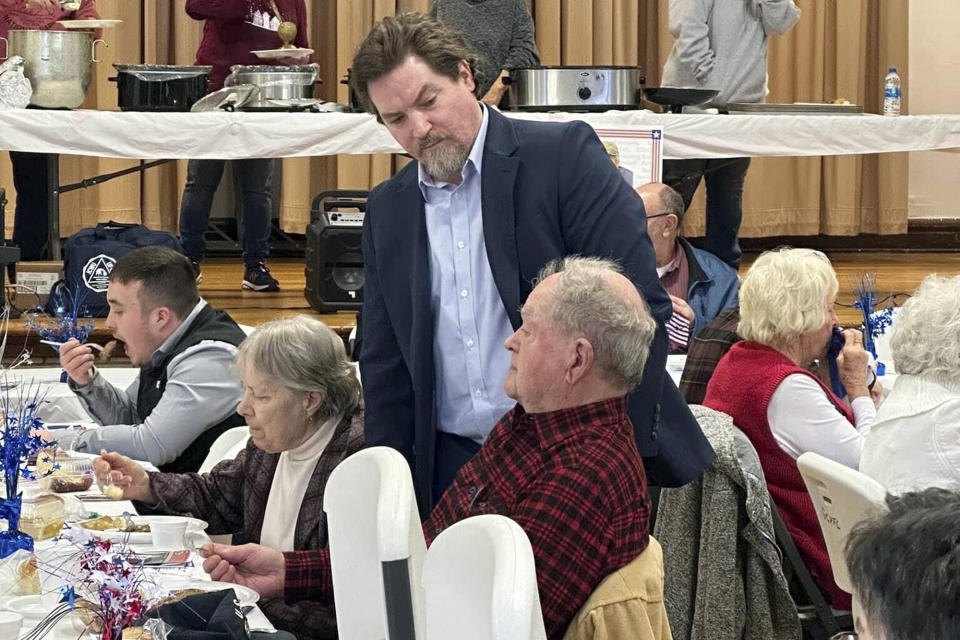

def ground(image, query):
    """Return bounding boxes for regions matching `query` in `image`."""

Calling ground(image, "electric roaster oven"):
[504,66,645,111]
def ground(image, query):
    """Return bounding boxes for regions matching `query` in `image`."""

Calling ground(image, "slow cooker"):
[111,64,212,111]
[505,66,645,111]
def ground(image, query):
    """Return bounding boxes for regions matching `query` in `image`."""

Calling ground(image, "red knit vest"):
[703,341,853,610]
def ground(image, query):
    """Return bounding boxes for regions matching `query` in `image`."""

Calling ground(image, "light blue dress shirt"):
[419,105,516,443]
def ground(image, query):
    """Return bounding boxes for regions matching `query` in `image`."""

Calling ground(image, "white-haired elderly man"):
[860,274,960,494]
[199,256,657,640]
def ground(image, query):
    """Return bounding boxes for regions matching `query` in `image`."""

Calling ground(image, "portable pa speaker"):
[305,190,368,313]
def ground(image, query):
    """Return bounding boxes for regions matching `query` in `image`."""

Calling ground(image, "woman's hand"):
[836,329,870,399]
[93,450,155,503]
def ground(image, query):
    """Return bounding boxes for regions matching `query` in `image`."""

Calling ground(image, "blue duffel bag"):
[48,221,182,317]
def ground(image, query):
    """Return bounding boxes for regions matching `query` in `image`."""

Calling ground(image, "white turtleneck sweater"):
[260,414,341,551]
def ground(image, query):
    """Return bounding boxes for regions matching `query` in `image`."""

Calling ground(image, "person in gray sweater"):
[430,0,540,106]
[660,0,801,269]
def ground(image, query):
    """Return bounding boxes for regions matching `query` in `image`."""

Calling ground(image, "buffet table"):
[2,108,959,160]
[3,108,958,258]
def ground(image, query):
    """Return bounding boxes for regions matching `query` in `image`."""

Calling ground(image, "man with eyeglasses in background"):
[636,182,739,353]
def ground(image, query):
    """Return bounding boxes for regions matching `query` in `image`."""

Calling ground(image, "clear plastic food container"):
[19,493,65,541]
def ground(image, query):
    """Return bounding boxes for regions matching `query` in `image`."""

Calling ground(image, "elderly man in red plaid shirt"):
[201,256,656,638]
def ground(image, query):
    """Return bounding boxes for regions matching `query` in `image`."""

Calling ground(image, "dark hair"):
[109,246,199,319]
[350,12,482,117]
[845,488,960,640]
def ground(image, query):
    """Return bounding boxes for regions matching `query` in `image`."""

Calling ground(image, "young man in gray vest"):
[54,246,246,472]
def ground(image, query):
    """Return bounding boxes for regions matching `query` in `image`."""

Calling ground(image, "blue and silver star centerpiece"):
[0,381,54,558]
[24,283,95,347]
[853,273,895,376]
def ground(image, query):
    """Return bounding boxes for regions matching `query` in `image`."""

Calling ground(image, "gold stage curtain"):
[0,0,906,240]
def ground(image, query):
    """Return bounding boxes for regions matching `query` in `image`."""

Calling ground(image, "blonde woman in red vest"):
[702,247,876,611]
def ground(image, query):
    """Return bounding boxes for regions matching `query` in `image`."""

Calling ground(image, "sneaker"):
[190,260,203,284]
[242,262,280,292]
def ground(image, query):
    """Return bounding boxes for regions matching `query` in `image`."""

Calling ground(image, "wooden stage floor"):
[4,251,958,364]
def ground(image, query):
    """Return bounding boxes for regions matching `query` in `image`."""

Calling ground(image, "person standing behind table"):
[636,181,739,353]
[350,13,714,517]
[660,0,801,269]
[50,247,246,473]
[179,0,309,291]
[430,0,540,107]
[0,0,99,260]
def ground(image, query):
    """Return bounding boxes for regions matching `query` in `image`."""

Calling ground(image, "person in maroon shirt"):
[1,0,100,259]
[178,0,309,292]
[195,256,656,639]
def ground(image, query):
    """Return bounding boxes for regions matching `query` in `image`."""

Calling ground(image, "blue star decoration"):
[24,283,95,345]
[852,273,895,375]
[61,586,77,608]
[0,383,55,558]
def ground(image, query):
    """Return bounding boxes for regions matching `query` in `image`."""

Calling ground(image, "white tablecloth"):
[1,108,959,159]
[1,365,276,636]
[13,366,141,425]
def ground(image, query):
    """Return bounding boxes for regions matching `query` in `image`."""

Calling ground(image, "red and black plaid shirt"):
[283,397,650,639]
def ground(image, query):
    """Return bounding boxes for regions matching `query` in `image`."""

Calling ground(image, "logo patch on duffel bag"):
[82,254,117,292]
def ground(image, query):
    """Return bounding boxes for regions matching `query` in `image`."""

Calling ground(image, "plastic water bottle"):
[883,67,901,117]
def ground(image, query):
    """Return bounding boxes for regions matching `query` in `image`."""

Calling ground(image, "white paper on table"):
[593,126,663,188]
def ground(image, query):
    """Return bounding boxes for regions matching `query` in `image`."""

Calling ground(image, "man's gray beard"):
[420,142,470,182]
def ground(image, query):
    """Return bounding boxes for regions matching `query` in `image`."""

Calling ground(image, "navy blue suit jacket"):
[360,107,714,515]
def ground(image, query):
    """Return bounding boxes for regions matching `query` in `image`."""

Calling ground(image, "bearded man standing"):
[352,12,714,515]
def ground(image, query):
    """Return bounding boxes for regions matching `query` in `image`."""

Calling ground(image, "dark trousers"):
[432,430,482,503]
[179,158,273,268]
[10,151,50,260]
[663,157,751,269]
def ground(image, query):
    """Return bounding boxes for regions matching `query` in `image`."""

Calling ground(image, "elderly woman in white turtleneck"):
[93,315,364,638]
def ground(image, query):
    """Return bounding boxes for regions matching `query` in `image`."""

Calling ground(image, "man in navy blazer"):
[353,13,714,515]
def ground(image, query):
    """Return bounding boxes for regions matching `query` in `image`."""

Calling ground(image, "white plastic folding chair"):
[422,514,547,640]
[196,426,251,543]
[197,426,249,475]
[324,446,426,640]
[796,451,889,593]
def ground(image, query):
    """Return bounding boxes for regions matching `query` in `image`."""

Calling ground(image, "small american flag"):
[666,312,691,351]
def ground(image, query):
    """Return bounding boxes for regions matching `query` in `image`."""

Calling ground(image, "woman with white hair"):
[860,274,960,494]
[702,247,874,610]
[93,315,364,638]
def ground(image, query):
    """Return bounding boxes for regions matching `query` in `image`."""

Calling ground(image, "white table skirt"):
[1,108,959,160]
[12,366,141,425]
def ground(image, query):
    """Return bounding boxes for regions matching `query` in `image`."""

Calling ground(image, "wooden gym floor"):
[5,251,959,364]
